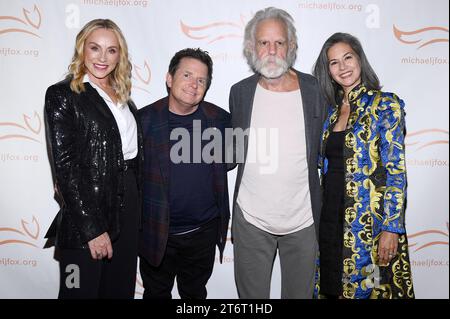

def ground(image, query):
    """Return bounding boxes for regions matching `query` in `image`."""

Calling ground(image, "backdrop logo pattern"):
[409,222,449,253]
[180,15,246,44]
[0,111,42,143]
[0,216,40,248]
[132,60,151,94]
[405,129,449,152]
[0,4,42,38]
[393,25,449,49]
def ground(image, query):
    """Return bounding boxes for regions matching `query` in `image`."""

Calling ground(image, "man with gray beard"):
[229,7,326,299]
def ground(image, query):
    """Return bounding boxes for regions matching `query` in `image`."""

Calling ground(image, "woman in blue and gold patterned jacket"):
[312,33,414,299]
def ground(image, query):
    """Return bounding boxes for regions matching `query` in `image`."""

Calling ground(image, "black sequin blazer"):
[44,77,143,249]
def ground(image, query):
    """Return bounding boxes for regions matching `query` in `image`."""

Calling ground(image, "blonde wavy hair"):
[68,19,132,104]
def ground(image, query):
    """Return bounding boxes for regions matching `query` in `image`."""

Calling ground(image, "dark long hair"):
[313,32,381,106]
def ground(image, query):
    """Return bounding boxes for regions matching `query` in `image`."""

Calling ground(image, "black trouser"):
[57,168,139,299]
[139,217,219,299]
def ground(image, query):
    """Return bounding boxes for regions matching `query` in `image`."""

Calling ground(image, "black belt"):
[123,158,137,171]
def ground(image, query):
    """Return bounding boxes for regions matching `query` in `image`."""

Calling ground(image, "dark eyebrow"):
[329,51,354,62]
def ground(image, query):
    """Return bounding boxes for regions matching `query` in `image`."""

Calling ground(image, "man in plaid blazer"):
[138,48,231,299]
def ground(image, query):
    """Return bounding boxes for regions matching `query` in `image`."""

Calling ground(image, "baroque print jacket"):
[318,84,414,299]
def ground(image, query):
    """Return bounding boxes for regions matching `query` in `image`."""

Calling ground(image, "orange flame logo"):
[180,15,247,44]
[0,4,42,38]
[0,216,40,247]
[393,25,449,49]
[132,60,152,94]
[0,111,42,143]
[405,129,449,152]
[408,222,449,252]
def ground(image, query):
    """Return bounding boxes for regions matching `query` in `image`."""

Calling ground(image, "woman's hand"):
[88,232,113,260]
[378,231,399,266]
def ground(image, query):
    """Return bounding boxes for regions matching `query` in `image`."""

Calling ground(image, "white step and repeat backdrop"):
[0,0,448,299]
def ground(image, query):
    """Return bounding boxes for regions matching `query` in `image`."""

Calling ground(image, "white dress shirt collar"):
[83,74,125,109]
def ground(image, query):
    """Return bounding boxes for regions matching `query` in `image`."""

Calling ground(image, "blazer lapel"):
[81,84,124,155]
[84,83,116,120]
[241,75,259,163]
[152,98,171,188]
[297,71,319,165]
[241,75,259,130]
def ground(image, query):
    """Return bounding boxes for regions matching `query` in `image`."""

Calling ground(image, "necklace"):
[342,100,350,106]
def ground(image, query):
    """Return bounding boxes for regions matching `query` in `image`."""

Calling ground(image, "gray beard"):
[254,56,289,79]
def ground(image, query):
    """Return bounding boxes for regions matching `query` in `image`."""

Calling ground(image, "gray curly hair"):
[243,7,298,72]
